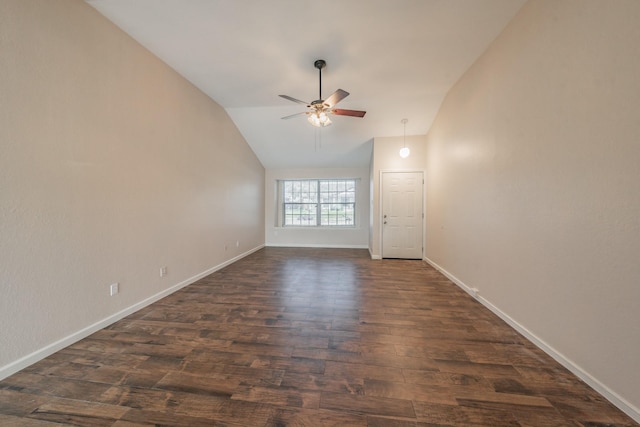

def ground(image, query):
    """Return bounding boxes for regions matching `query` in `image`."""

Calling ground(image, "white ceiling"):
[86,0,526,169]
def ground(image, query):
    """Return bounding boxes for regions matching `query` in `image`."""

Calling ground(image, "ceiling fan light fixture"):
[308,110,332,127]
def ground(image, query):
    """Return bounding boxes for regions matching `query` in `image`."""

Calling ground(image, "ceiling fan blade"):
[332,109,366,118]
[324,89,349,108]
[281,111,308,120]
[279,94,309,105]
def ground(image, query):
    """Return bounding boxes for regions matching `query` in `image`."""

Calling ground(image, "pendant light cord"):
[402,118,408,148]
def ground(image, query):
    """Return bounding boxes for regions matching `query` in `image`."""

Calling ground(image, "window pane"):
[320,203,355,226]
[284,203,317,226]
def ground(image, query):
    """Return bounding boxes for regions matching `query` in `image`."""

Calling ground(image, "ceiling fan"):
[279,59,366,127]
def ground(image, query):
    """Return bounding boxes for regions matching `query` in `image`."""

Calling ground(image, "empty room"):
[1,0,639,426]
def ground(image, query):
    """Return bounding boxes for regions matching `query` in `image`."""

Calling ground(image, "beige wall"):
[370,135,426,258]
[265,168,369,248]
[425,0,640,419]
[0,0,264,376]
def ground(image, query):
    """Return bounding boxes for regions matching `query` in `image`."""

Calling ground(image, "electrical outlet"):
[110,283,119,296]
[160,266,167,277]
[236,240,239,247]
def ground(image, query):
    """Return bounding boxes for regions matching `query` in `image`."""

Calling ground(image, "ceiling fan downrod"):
[314,59,326,102]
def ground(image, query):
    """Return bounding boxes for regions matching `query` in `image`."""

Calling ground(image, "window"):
[283,179,356,227]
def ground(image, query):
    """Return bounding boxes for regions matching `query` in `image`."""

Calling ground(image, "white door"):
[382,171,423,259]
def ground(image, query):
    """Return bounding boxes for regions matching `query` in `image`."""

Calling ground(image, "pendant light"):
[399,118,410,158]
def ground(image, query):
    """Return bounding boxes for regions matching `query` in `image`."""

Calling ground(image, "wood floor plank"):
[280,372,365,395]
[324,360,406,383]
[154,371,240,397]
[267,407,368,427]
[364,378,458,405]
[118,408,252,427]
[0,247,637,426]
[28,398,129,426]
[320,391,416,418]
[0,414,62,426]
[412,400,521,426]
[1,372,113,402]
[231,385,321,409]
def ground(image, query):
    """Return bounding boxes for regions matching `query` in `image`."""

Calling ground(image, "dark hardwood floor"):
[1,247,637,426]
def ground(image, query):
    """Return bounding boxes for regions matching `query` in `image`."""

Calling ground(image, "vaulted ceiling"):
[86,0,526,169]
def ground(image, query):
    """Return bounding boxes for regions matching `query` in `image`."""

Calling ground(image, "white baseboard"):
[266,243,369,249]
[0,245,264,381]
[367,246,380,260]
[424,256,640,424]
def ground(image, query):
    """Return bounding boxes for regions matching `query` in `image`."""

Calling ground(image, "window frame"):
[281,178,357,228]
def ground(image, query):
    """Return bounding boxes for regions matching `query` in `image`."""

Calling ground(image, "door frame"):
[379,170,425,259]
